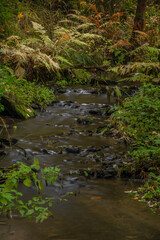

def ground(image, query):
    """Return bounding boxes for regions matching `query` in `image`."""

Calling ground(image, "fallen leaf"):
[91,196,103,200]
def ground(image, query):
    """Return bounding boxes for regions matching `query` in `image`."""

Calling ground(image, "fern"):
[53,27,72,37]
[59,19,78,26]
[68,38,88,47]
[80,33,103,40]
[32,21,46,35]
[134,46,160,55]
[110,62,160,76]
[55,55,73,67]
[31,52,60,72]
[67,13,89,23]
[76,23,95,32]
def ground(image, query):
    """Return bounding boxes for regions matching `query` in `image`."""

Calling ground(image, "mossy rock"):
[1,94,36,119]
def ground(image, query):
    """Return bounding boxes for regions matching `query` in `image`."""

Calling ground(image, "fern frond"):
[6,35,21,45]
[7,35,21,41]
[19,44,35,53]
[80,33,103,40]
[0,46,27,61]
[134,45,160,55]
[40,35,52,47]
[55,55,73,66]
[53,27,71,37]
[109,62,160,76]
[21,38,43,46]
[112,40,132,49]
[134,30,148,38]
[67,14,90,23]
[32,21,46,34]
[31,52,60,71]
[76,23,95,32]
[59,19,78,26]
[68,38,88,47]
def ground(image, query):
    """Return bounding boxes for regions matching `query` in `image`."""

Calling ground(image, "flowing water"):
[0,88,160,240]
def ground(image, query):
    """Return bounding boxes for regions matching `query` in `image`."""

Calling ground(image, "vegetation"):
[0,65,55,117]
[0,0,160,219]
[113,83,160,212]
[0,157,61,222]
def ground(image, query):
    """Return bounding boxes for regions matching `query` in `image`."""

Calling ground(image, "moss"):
[1,94,36,119]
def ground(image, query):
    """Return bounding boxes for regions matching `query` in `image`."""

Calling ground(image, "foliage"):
[113,83,160,212]
[0,66,55,112]
[0,0,159,85]
[114,84,160,139]
[113,83,160,173]
[128,172,160,213]
[0,157,61,222]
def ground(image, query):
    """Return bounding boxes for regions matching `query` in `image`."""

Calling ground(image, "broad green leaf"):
[19,209,25,216]
[23,178,32,187]
[34,157,40,170]
[26,209,34,215]
[0,198,7,205]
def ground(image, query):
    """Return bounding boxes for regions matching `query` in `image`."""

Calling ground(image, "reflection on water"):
[0,180,160,240]
[0,89,160,240]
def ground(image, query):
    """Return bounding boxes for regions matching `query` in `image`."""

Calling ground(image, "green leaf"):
[34,157,40,170]
[26,209,35,215]
[19,209,25,216]
[0,198,8,205]
[23,178,32,187]
[39,181,44,191]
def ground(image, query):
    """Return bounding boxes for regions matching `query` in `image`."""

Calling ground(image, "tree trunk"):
[131,0,147,43]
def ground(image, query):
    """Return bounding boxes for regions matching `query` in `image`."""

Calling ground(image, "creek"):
[0,88,160,240]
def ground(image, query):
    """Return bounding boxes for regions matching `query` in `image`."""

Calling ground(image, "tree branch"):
[66,64,110,70]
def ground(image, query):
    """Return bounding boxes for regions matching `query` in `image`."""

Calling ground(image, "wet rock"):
[58,151,62,155]
[89,109,102,116]
[52,100,76,108]
[70,177,79,184]
[0,138,18,146]
[0,151,6,156]
[51,100,60,104]
[79,150,88,157]
[77,118,91,125]
[87,146,100,152]
[57,88,67,94]
[90,89,99,94]
[85,130,93,136]
[105,154,116,161]
[79,169,114,179]
[65,146,80,154]
[41,149,57,155]
[71,104,80,109]
[51,87,67,94]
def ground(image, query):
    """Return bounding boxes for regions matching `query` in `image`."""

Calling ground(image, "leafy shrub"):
[0,66,55,112]
[114,84,160,140]
[131,172,160,213]
[0,158,61,222]
[114,83,160,172]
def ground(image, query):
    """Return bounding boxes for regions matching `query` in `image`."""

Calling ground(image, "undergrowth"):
[113,83,160,212]
[0,157,62,222]
[0,66,55,112]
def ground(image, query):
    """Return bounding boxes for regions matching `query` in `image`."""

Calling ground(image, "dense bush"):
[114,84,160,170]
[0,66,55,112]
